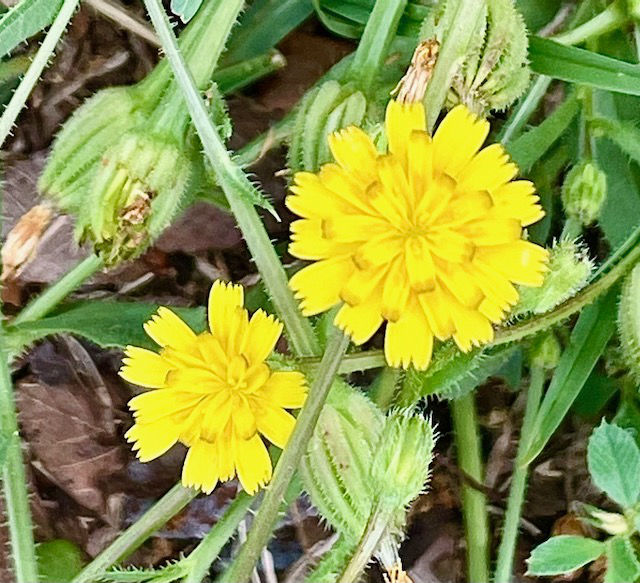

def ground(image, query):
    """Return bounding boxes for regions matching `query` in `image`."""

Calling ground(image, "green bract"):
[561,160,608,227]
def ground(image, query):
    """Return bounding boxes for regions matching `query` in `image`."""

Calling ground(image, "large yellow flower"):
[120,281,307,494]
[287,101,548,370]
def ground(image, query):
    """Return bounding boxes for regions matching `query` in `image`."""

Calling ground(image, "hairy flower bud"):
[288,81,368,173]
[561,160,607,226]
[516,240,593,315]
[421,0,530,114]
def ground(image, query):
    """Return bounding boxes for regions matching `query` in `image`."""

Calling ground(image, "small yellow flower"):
[119,281,307,494]
[287,100,548,370]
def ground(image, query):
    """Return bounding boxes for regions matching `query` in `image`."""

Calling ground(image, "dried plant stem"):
[493,366,545,583]
[451,393,490,583]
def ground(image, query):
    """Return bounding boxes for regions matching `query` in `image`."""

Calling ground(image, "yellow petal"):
[232,396,257,440]
[234,434,272,495]
[196,333,228,377]
[433,105,489,177]
[125,420,180,462]
[427,229,475,263]
[458,143,518,192]
[242,309,283,364]
[437,264,484,309]
[217,427,235,481]
[334,292,384,344]
[491,180,545,226]
[182,439,218,493]
[318,163,372,215]
[201,390,233,441]
[419,285,456,341]
[381,259,410,322]
[256,405,296,448]
[385,99,426,170]
[129,389,204,424]
[460,218,522,246]
[328,126,378,185]
[352,235,403,270]
[407,131,433,207]
[405,237,435,292]
[144,307,196,351]
[289,256,354,316]
[286,172,356,219]
[258,371,308,409]
[384,299,433,370]
[449,301,494,352]
[340,265,386,306]
[120,346,172,388]
[208,279,244,336]
[475,241,549,287]
[290,219,357,260]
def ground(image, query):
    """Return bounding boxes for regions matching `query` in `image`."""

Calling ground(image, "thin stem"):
[423,0,486,130]
[493,366,545,583]
[86,0,159,46]
[184,492,253,583]
[552,0,626,46]
[143,0,319,358]
[370,367,401,410]
[337,508,388,583]
[12,254,104,326]
[498,76,552,144]
[451,393,490,583]
[0,343,37,583]
[218,329,350,583]
[347,0,408,92]
[72,484,196,583]
[0,0,81,148]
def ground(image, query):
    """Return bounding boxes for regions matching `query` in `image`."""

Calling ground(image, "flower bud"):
[421,0,530,114]
[78,131,192,265]
[529,333,561,370]
[618,262,640,382]
[516,240,593,315]
[561,160,607,226]
[371,410,435,510]
[288,81,368,173]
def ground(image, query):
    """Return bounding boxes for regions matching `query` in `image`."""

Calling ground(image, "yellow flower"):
[287,101,548,370]
[119,281,307,494]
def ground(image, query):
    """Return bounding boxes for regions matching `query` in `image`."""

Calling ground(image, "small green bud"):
[371,410,435,510]
[617,262,640,382]
[421,0,530,115]
[78,131,192,265]
[516,240,593,315]
[561,160,608,226]
[529,333,561,370]
[288,81,368,173]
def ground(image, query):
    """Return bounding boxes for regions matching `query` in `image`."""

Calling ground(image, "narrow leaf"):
[605,537,640,583]
[527,536,604,576]
[529,37,640,96]
[522,289,618,464]
[0,0,63,58]
[588,421,640,508]
[170,0,203,23]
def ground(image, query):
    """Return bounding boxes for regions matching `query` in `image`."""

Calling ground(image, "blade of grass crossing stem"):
[218,330,350,583]
[0,0,81,148]
[521,289,619,465]
[142,0,319,358]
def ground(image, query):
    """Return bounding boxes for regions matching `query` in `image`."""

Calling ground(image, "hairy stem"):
[218,330,350,583]
[143,0,319,358]
[0,0,80,147]
[451,393,490,583]
[12,254,104,326]
[370,367,402,410]
[0,342,37,583]
[72,484,196,583]
[552,0,626,46]
[493,366,545,583]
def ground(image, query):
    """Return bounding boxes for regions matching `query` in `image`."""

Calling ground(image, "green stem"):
[451,393,490,583]
[337,508,388,583]
[0,342,38,583]
[423,0,486,130]
[215,50,286,95]
[143,0,319,358]
[218,329,350,583]
[498,76,552,144]
[552,0,626,46]
[370,367,401,410]
[347,0,408,92]
[12,254,104,326]
[72,484,196,583]
[561,216,583,241]
[0,0,80,148]
[493,366,545,583]
[184,492,253,583]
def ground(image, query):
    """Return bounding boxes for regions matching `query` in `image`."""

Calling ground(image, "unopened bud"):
[561,160,607,226]
[2,203,54,282]
[516,240,593,315]
[529,333,561,370]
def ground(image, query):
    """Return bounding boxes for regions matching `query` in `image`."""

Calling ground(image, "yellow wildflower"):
[287,100,548,370]
[119,281,307,494]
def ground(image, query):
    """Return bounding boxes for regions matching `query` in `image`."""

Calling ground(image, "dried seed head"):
[391,39,439,104]
[1,203,54,282]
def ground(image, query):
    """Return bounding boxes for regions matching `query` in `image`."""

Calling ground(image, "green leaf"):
[37,539,85,583]
[529,37,640,96]
[588,421,640,508]
[170,0,203,23]
[605,537,640,583]
[506,94,579,172]
[522,289,618,464]
[0,0,64,58]
[527,536,605,576]
[590,117,640,166]
[8,301,206,351]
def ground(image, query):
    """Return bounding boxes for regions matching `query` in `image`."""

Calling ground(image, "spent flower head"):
[287,99,548,370]
[120,281,307,494]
